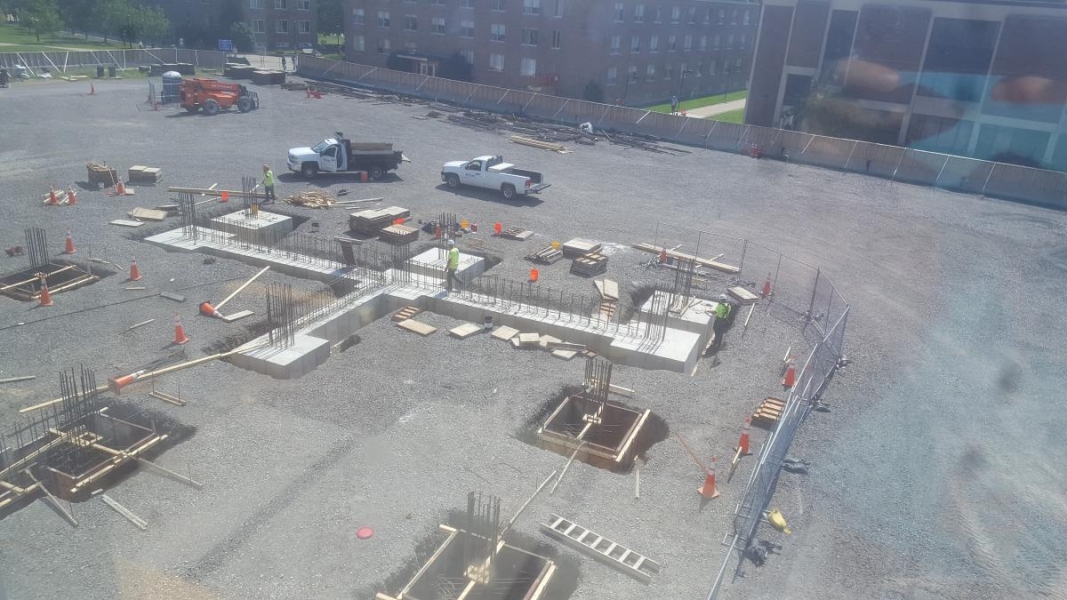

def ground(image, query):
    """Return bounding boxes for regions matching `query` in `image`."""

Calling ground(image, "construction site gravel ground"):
[2,78,1067,600]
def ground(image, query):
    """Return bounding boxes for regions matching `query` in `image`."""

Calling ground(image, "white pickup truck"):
[441,155,550,199]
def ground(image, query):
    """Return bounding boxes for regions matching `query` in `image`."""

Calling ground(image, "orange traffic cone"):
[529,268,539,282]
[63,230,77,255]
[220,191,229,203]
[434,224,442,239]
[494,222,502,236]
[88,83,95,96]
[199,301,222,318]
[698,457,720,499]
[737,417,751,455]
[173,315,190,345]
[108,369,146,396]
[782,356,797,388]
[658,247,668,264]
[762,273,772,297]
[37,273,54,306]
[67,186,77,205]
[128,258,142,281]
[116,181,126,195]
[48,186,59,205]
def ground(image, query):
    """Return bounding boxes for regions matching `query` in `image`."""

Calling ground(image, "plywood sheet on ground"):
[397,319,437,336]
[491,325,519,341]
[449,323,481,339]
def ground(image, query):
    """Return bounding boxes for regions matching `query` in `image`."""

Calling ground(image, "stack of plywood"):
[571,252,608,277]
[350,206,410,235]
[379,224,419,245]
[562,239,602,259]
[251,70,286,85]
[127,166,163,184]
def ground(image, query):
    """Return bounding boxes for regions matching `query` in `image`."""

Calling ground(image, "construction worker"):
[262,164,276,203]
[710,293,735,352]
[445,239,460,292]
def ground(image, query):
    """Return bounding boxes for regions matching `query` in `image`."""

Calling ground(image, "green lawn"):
[0,24,126,52]
[647,90,747,113]
[318,33,344,46]
[710,108,745,124]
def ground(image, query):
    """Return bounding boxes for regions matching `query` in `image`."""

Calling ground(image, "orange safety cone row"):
[737,417,751,455]
[698,457,720,499]
[173,315,190,345]
[108,369,146,396]
[63,230,77,255]
[782,356,797,388]
[37,273,54,306]
[199,301,222,318]
[48,186,59,205]
[762,273,772,297]
[128,258,142,281]
[67,186,77,205]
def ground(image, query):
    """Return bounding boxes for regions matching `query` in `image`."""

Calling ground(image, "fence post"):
[551,98,571,120]
[807,268,820,317]
[772,253,781,303]
[981,163,996,196]
[738,239,747,274]
[844,140,858,171]
[891,149,906,182]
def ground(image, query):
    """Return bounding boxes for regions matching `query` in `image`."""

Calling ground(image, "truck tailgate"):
[529,183,551,193]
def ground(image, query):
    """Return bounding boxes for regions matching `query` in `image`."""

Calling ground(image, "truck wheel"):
[302,163,319,179]
[237,96,252,112]
[369,165,385,180]
[446,174,460,188]
[501,184,516,199]
[202,99,220,116]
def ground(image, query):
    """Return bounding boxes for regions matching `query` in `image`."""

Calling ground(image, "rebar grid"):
[25,227,48,269]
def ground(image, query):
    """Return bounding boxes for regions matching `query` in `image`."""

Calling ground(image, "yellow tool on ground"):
[766,508,791,534]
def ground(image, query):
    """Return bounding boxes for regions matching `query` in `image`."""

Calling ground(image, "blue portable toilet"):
[161,71,182,104]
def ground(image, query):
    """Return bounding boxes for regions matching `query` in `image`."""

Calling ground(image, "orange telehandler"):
[179,78,260,115]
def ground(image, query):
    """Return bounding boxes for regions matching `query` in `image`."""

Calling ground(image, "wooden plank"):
[448,323,481,339]
[0,375,35,385]
[216,266,271,311]
[100,494,148,530]
[517,332,540,347]
[546,341,586,351]
[602,279,619,301]
[128,207,167,221]
[490,325,519,341]
[538,335,561,350]
[221,309,254,323]
[397,319,437,336]
[552,350,578,361]
[631,242,740,274]
[110,219,145,228]
[728,286,760,304]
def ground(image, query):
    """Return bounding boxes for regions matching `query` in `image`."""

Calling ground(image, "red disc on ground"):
[356,527,374,540]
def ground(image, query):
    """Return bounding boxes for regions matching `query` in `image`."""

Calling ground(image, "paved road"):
[684,97,746,118]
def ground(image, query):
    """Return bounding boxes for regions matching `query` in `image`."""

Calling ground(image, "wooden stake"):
[727,446,744,483]
[215,266,270,311]
[740,303,756,339]
[675,433,709,474]
[499,469,558,538]
[0,375,35,385]
[123,318,155,333]
[550,443,585,496]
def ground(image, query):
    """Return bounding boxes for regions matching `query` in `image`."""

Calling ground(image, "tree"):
[55,0,99,38]
[317,0,344,39]
[583,81,604,103]
[230,21,255,54]
[439,52,473,82]
[25,0,62,42]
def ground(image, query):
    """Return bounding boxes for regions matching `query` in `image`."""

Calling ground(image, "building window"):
[671,6,680,23]
[554,0,562,17]
[628,65,637,83]
[489,53,505,71]
[275,19,288,33]
[699,35,706,51]
[492,0,505,12]
[252,19,265,33]
[297,0,309,9]
[521,57,537,76]
[460,49,474,64]
[274,0,286,8]
[352,35,365,51]
[461,0,474,6]
[631,35,640,53]
[718,8,724,24]
[522,28,539,46]
[377,38,390,53]
[404,15,417,31]
[460,20,474,38]
[734,57,742,73]
[378,11,390,27]
[650,35,659,53]
[687,7,696,23]
[610,35,620,54]
[432,17,446,34]
[351,8,364,25]
[523,0,541,15]
[668,35,676,52]
[908,115,974,154]
[646,64,655,81]
[713,34,720,49]
[614,3,624,22]
[552,30,561,49]
[695,61,703,76]
[250,0,264,8]
[709,59,717,75]
[684,34,691,51]
[743,10,750,26]
[298,20,310,33]
[739,34,746,49]
[490,24,505,42]
[664,65,672,80]
[679,62,687,78]
[731,9,738,24]
[634,4,644,22]
[704,8,711,24]
[726,35,733,49]
[607,67,617,85]
[653,6,661,23]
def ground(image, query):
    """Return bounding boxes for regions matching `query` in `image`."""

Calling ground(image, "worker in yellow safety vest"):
[710,293,735,352]
[262,164,276,204]
[445,239,460,292]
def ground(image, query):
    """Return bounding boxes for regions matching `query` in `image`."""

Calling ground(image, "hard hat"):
[447,239,455,247]
[262,163,270,170]
[719,293,728,300]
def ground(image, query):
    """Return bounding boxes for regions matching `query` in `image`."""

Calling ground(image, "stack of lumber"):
[350,206,410,234]
[227,64,256,80]
[251,70,286,85]
[509,135,570,153]
[379,224,419,245]
[128,166,163,184]
[571,252,608,277]
[752,397,786,429]
[594,279,620,319]
[728,286,760,304]
[631,242,740,274]
[86,162,118,187]
[562,239,602,259]
[286,190,335,208]
[499,227,534,241]
[525,245,563,264]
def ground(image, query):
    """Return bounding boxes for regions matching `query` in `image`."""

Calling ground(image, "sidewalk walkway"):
[684,98,746,118]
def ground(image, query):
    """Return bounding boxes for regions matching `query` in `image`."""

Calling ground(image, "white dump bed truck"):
[288,132,408,179]
[440,155,549,199]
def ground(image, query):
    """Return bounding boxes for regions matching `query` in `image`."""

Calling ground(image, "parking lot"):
[1,76,1066,600]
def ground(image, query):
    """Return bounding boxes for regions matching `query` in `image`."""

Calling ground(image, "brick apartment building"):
[747,0,1067,170]
[344,0,756,104]
[150,0,318,53]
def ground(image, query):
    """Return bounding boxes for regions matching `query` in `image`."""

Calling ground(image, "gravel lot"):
[2,77,1067,600]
